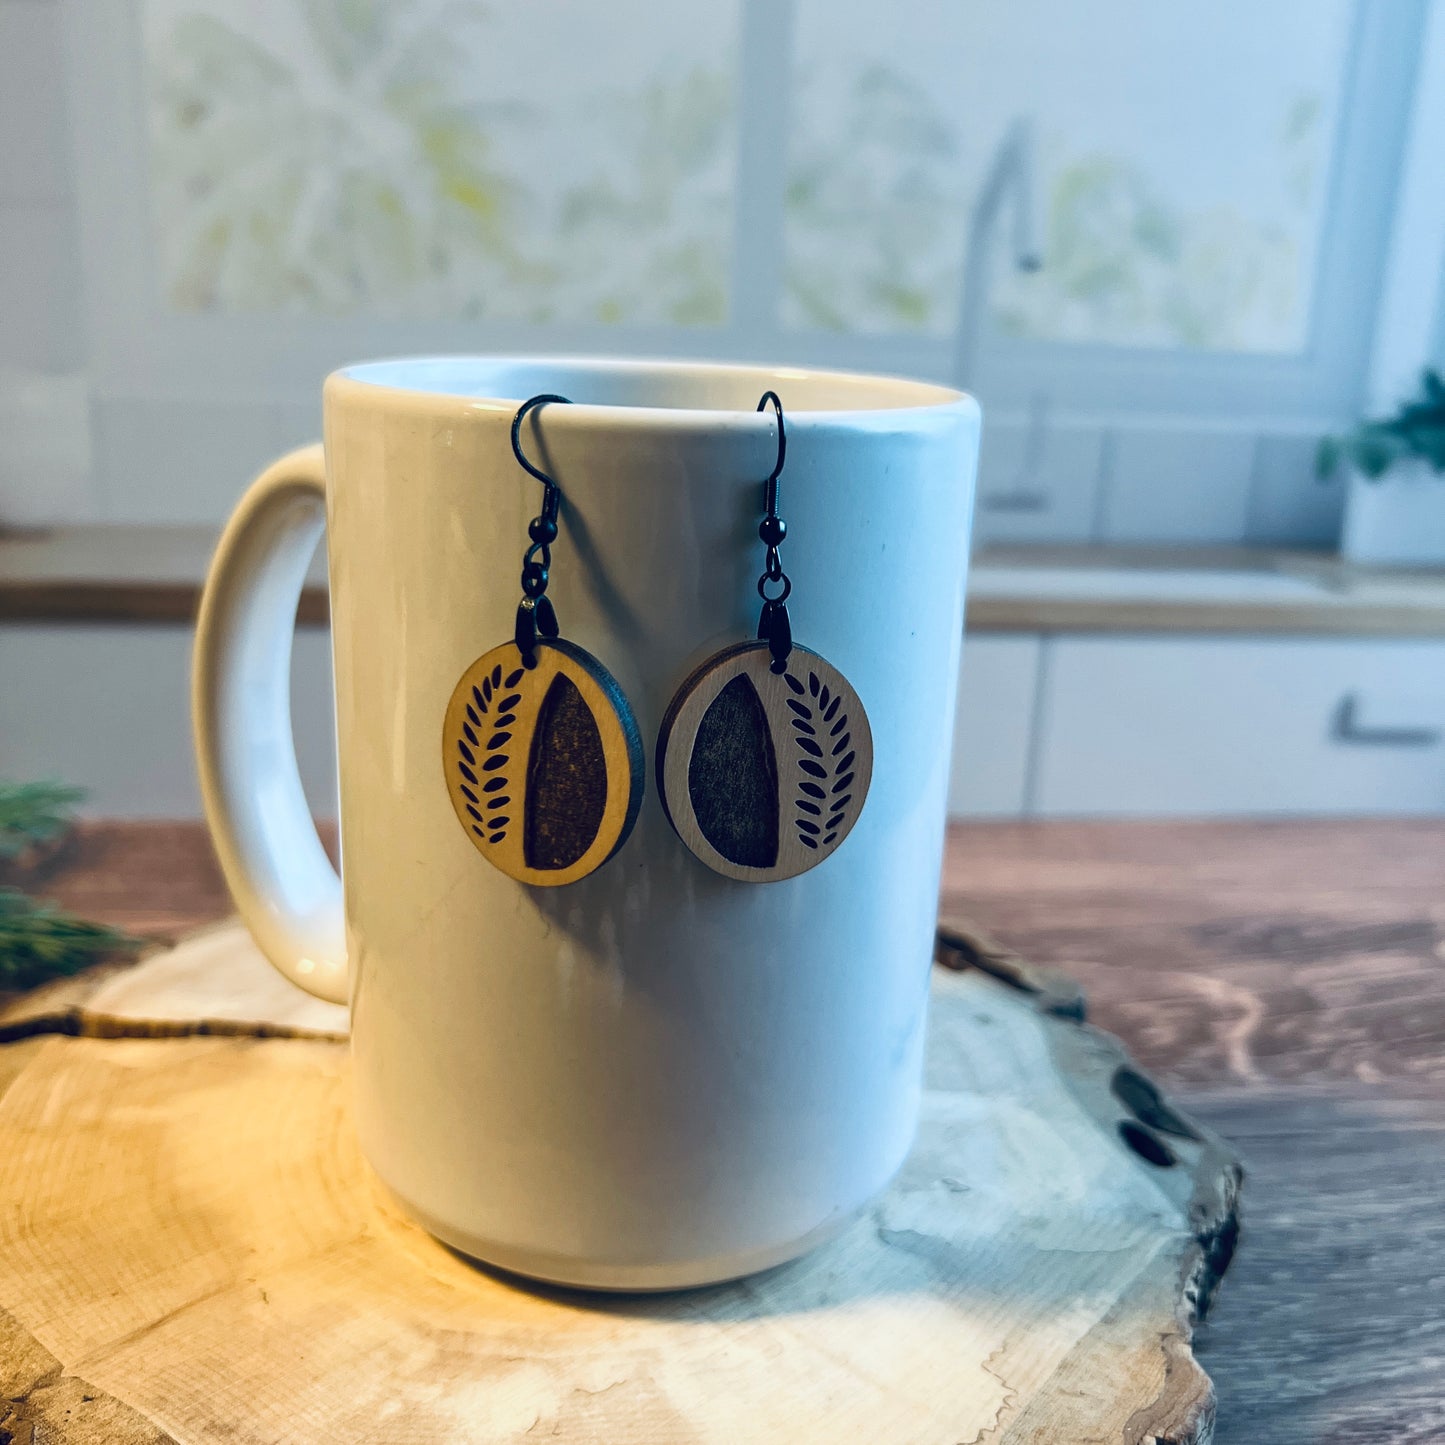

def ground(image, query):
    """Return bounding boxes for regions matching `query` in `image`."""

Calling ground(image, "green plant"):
[0,890,139,991]
[0,779,84,861]
[1317,369,1445,481]
[0,780,141,989]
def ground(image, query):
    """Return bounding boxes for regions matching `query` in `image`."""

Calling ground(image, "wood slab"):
[8,818,1444,1441]
[0,921,348,1042]
[939,818,1445,1445]
[0,920,1239,1445]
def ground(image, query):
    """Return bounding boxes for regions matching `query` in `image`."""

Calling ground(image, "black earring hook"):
[758,389,786,514]
[510,393,570,667]
[511,392,571,523]
[755,391,792,672]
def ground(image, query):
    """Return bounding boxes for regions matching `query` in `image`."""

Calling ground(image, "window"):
[49,0,1436,528]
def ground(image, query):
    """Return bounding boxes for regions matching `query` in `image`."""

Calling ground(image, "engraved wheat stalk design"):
[457,663,524,845]
[783,669,856,851]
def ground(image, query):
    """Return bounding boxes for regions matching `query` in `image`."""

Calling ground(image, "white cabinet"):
[7,622,1444,821]
[0,624,338,818]
[947,636,1041,817]
[1033,636,1445,816]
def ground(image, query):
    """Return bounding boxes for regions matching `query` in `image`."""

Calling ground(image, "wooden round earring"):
[442,395,644,886]
[656,393,873,882]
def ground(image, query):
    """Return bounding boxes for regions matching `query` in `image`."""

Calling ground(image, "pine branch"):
[0,780,85,861]
[0,888,142,991]
[0,780,144,989]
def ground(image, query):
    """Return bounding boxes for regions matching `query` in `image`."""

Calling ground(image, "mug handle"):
[192,445,348,1004]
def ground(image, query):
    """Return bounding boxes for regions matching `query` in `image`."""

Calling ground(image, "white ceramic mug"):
[193,357,979,1289]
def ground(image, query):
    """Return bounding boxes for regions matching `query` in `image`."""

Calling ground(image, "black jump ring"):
[757,572,792,604]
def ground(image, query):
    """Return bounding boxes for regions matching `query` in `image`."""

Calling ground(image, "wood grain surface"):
[938,818,1445,1445]
[0,944,1237,1444]
[2,818,1441,1443]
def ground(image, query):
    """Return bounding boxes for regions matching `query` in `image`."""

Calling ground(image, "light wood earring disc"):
[443,639,644,886]
[657,640,872,882]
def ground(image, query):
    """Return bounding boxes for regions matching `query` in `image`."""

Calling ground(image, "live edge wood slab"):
[0,919,1236,1445]
[1,819,1442,1443]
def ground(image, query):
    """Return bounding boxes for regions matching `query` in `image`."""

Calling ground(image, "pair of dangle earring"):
[442,391,871,887]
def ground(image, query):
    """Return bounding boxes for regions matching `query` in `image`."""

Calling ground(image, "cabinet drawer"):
[948,635,1041,817]
[1034,637,1445,816]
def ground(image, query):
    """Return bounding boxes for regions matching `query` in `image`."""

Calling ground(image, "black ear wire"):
[656,387,873,881]
[444,389,645,883]
[510,394,571,667]
[511,392,571,490]
[755,391,792,673]
[758,389,786,496]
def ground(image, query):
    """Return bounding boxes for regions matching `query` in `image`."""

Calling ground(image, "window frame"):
[61,0,1427,429]
[1363,0,1445,410]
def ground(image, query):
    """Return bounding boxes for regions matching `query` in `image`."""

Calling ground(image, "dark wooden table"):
[8,819,1445,1444]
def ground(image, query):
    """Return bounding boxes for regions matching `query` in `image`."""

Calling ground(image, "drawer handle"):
[980,490,1049,514]
[1332,694,1442,748]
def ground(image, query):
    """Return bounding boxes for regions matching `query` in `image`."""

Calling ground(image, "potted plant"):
[1319,369,1445,566]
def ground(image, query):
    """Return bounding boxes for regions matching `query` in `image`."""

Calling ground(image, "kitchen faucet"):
[952,116,1045,391]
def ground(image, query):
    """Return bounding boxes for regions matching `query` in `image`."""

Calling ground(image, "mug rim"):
[325,354,976,426]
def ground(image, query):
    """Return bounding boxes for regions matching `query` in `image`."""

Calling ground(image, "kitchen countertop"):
[5,526,1445,634]
[969,542,1445,634]
[3,818,1442,1442]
